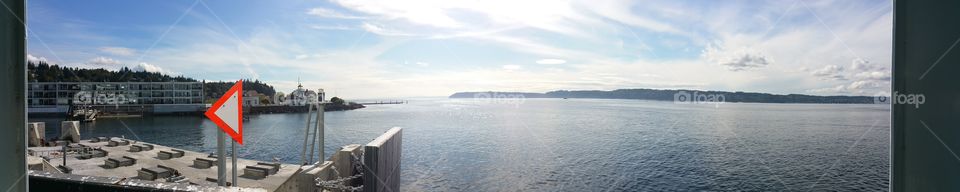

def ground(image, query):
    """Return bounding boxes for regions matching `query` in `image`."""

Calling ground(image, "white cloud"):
[99,46,136,56]
[809,58,889,92]
[306,7,367,19]
[361,22,415,36]
[87,56,122,66]
[812,65,845,80]
[850,58,874,71]
[330,0,603,37]
[849,59,891,80]
[849,80,882,89]
[853,71,891,81]
[310,25,354,30]
[502,65,521,71]
[807,84,849,94]
[576,0,687,36]
[536,59,566,65]
[701,44,772,71]
[132,62,167,73]
[806,79,890,95]
[331,0,463,28]
[475,35,599,59]
[402,61,430,67]
[27,54,47,63]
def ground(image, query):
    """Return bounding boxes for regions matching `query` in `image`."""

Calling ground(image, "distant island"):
[450,89,877,104]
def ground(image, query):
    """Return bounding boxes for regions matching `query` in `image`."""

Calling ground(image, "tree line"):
[203,79,277,100]
[28,61,195,82]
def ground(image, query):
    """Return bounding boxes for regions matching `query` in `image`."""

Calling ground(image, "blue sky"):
[27,0,892,99]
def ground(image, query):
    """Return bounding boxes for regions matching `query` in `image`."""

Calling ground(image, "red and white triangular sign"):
[205,80,243,145]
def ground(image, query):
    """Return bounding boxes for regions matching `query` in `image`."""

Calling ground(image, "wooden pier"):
[357,101,406,105]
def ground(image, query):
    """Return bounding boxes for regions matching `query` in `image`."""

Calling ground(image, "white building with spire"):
[283,79,322,106]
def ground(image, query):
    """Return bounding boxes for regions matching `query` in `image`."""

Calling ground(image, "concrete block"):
[292,162,337,191]
[27,156,44,171]
[192,158,217,169]
[256,162,281,175]
[92,137,108,142]
[247,164,276,175]
[92,149,108,157]
[66,144,83,151]
[157,149,184,160]
[121,156,137,165]
[171,149,184,157]
[107,140,130,147]
[137,167,173,180]
[104,156,136,168]
[27,122,45,147]
[59,121,81,143]
[243,167,269,179]
[157,151,173,160]
[129,144,153,152]
[330,144,362,187]
[103,158,120,168]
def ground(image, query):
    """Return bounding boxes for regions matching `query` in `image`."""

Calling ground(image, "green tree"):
[330,97,345,105]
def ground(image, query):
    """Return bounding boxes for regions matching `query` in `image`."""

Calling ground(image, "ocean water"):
[31,98,890,191]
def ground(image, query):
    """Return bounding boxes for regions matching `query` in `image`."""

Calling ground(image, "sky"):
[26,0,893,99]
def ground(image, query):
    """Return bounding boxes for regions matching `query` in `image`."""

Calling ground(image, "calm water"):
[32,98,890,191]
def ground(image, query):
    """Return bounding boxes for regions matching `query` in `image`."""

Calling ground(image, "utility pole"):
[232,141,237,186]
[318,103,324,161]
[62,145,67,167]
[217,131,226,186]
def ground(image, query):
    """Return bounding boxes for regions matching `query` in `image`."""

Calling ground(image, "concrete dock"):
[30,138,296,191]
[26,127,403,192]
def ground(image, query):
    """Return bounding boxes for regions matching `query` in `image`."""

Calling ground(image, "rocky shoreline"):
[246,102,365,114]
[323,102,366,111]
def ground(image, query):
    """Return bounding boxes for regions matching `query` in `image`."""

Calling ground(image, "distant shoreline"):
[450,89,879,104]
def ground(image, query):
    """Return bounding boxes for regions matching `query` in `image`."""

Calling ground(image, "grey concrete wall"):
[893,0,960,191]
[332,144,361,188]
[363,127,401,192]
[0,0,26,191]
[275,163,335,192]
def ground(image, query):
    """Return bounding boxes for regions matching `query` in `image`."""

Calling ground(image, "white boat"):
[69,107,98,122]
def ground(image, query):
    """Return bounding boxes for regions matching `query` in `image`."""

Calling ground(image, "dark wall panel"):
[0,0,26,191]
[893,0,960,191]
